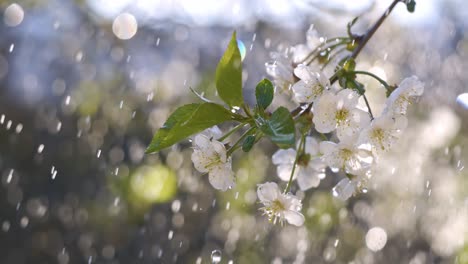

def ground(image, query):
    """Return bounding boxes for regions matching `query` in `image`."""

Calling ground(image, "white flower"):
[384,76,424,115]
[312,89,371,141]
[191,134,235,191]
[291,65,329,103]
[265,26,324,91]
[257,182,305,226]
[319,138,373,174]
[272,137,326,191]
[358,114,408,156]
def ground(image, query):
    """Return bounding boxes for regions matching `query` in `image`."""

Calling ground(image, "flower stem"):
[350,0,402,60]
[320,47,346,70]
[329,0,403,84]
[227,126,255,156]
[291,0,403,116]
[362,94,374,120]
[218,123,246,142]
[284,134,305,194]
[298,37,350,65]
[351,70,391,90]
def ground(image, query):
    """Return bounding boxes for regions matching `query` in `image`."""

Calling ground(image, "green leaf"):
[257,107,295,148]
[146,103,235,153]
[215,31,244,108]
[242,135,256,152]
[255,79,274,110]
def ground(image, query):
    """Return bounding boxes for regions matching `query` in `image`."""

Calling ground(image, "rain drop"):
[37,144,45,154]
[15,123,23,134]
[65,95,71,105]
[211,250,222,264]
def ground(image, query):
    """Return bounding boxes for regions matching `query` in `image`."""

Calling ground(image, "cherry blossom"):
[257,182,305,226]
[291,65,329,103]
[319,138,373,174]
[358,114,408,156]
[312,89,370,141]
[384,76,424,115]
[191,134,235,191]
[272,137,326,190]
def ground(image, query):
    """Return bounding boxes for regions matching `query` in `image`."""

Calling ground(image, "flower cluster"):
[148,1,423,227]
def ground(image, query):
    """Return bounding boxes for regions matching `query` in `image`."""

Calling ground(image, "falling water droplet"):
[96,149,101,158]
[237,40,246,61]
[9,44,14,53]
[15,123,23,133]
[211,250,222,264]
[65,95,71,105]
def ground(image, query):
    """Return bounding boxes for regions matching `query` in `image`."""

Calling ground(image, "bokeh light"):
[112,13,138,40]
[3,3,24,27]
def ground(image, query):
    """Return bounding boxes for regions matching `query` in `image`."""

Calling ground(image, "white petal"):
[336,108,370,141]
[257,182,280,202]
[284,210,305,226]
[319,141,337,155]
[292,80,313,103]
[293,64,310,80]
[306,25,321,49]
[201,126,223,140]
[211,140,227,162]
[209,165,235,191]
[191,149,209,173]
[304,136,319,156]
[297,166,321,191]
[193,134,210,149]
[292,44,311,63]
[336,89,360,108]
[400,76,424,96]
[332,178,357,200]
[393,115,408,130]
[277,164,295,181]
[272,149,296,165]
[313,92,338,133]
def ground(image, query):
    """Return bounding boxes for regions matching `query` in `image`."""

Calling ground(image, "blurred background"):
[0,0,467,263]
